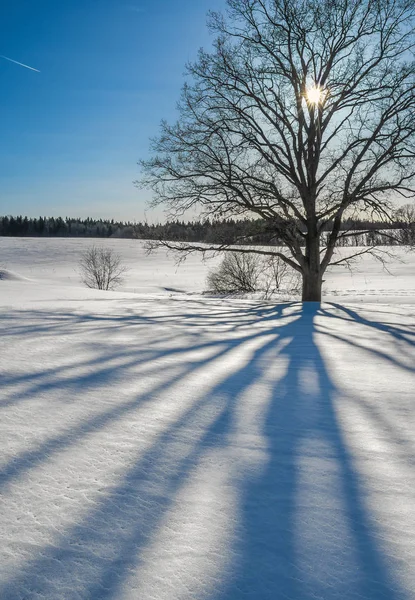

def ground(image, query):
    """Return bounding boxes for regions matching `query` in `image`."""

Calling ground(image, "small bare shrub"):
[261,255,301,298]
[207,252,261,293]
[79,246,127,290]
[207,251,300,297]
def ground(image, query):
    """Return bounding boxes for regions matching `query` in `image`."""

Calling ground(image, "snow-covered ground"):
[0,237,414,600]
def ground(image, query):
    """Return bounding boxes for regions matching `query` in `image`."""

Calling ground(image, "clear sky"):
[0,0,226,222]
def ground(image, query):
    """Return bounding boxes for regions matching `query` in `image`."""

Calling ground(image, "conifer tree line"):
[0,214,413,246]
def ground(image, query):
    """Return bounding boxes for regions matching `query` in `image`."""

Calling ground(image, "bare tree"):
[140,0,415,301]
[79,246,127,290]
[394,202,415,244]
[395,203,415,224]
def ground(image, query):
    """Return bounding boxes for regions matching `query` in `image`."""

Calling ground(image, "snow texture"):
[0,238,414,600]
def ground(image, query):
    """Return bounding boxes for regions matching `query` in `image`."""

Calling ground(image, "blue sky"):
[0,0,226,222]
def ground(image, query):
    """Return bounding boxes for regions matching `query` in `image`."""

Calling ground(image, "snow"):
[0,237,414,599]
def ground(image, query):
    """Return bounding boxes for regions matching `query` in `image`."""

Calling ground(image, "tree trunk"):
[302,270,322,302]
[302,228,322,302]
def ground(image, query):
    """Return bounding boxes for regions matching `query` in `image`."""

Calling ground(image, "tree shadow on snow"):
[0,301,413,599]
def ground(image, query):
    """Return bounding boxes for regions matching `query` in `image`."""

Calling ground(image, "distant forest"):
[0,214,412,246]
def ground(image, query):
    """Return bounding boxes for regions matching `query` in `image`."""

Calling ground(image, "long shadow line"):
[345,393,415,458]
[317,328,415,373]
[324,304,415,341]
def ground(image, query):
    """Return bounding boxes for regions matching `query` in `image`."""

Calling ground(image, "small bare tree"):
[394,203,415,245]
[207,252,260,293]
[79,246,127,290]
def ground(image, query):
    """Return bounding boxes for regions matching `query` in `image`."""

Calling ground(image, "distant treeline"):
[0,215,275,242]
[0,216,132,239]
[0,214,412,246]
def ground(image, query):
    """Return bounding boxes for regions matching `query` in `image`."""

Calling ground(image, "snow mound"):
[0,269,30,281]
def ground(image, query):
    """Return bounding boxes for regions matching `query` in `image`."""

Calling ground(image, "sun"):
[306,84,326,106]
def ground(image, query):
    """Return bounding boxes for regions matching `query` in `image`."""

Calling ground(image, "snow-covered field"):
[1,237,414,600]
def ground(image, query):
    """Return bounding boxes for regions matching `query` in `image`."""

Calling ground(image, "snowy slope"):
[0,238,414,600]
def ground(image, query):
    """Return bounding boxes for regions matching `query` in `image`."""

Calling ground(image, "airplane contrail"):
[0,55,40,73]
